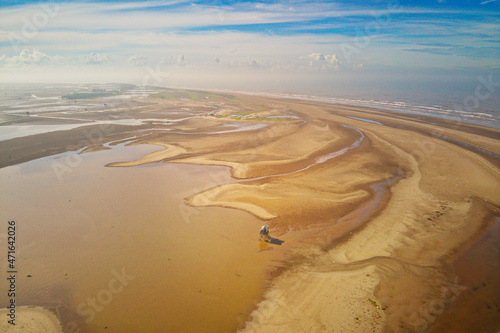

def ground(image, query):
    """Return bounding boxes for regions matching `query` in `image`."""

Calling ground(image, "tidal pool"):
[0,141,278,332]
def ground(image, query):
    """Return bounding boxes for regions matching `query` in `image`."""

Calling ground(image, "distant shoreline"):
[162,86,500,130]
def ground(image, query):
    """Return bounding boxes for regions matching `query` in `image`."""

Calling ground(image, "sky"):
[0,0,499,95]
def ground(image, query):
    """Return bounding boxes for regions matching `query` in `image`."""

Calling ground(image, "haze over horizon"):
[0,0,499,104]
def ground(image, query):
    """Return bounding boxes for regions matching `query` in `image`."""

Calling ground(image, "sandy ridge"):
[106,142,186,167]
[239,119,499,332]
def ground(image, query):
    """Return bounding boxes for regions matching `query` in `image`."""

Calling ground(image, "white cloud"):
[0,0,463,36]
[9,49,49,64]
[303,53,342,71]
[0,0,493,85]
[85,52,109,64]
[158,54,189,67]
[129,54,148,66]
[307,53,340,65]
[92,0,191,11]
[0,55,5,62]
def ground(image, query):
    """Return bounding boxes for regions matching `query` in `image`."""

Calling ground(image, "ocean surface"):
[227,73,500,129]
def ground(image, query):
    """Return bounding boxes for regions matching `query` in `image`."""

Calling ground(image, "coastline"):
[165,86,500,130]
[0,89,499,331]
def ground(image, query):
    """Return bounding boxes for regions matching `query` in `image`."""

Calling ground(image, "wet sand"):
[0,89,499,332]
[0,142,283,332]
[428,217,500,332]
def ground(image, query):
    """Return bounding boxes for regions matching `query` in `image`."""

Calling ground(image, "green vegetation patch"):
[368,298,387,310]
[188,90,238,101]
[152,89,239,102]
[236,110,256,116]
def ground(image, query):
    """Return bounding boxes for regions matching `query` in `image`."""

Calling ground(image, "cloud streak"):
[0,0,497,85]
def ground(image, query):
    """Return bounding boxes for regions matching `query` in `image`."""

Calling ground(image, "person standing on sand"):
[260,226,270,241]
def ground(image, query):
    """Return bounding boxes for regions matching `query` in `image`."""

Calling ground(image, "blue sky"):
[0,0,498,88]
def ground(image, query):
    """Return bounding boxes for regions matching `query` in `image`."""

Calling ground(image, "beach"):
[0,88,499,332]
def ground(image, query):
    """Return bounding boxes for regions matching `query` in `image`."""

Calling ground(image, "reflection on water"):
[0,117,271,141]
[243,125,364,182]
[335,171,403,228]
[0,143,277,332]
[0,120,145,141]
[347,116,383,125]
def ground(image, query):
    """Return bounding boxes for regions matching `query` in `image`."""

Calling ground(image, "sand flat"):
[1,89,498,332]
[152,94,499,332]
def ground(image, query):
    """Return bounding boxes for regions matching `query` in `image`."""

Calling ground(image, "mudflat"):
[0,89,498,332]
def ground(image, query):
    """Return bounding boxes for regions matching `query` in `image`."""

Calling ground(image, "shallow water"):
[335,171,403,228]
[0,117,268,141]
[0,142,276,332]
[242,125,364,182]
[0,120,146,141]
[347,116,383,125]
